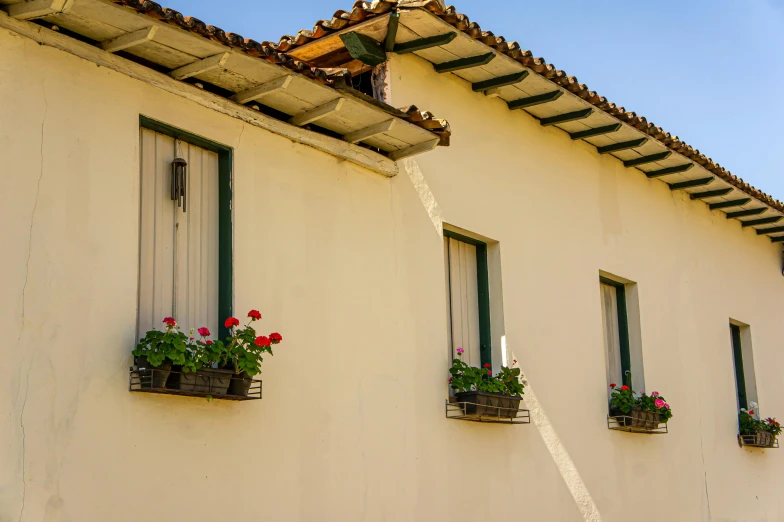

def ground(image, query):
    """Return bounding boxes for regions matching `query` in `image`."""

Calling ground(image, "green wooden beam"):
[597,138,648,154]
[770,236,784,243]
[434,52,495,73]
[394,31,456,54]
[645,164,694,178]
[709,198,751,210]
[756,226,784,235]
[340,32,386,67]
[623,151,671,168]
[384,12,400,52]
[540,108,593,127]
[726,208,767,219]
[741,216,782,228]
[508,90,563,111]
[569,123,621,140]
[669,177,714,191]
[472,71,528,92]
[690,188,733,200]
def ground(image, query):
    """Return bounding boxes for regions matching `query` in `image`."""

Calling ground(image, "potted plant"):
[609,382,673,429]
[739,404,781,447]
[448,348,525,418]
[132,317,190,389]
[177,326,235,396]
[217,310,283,397]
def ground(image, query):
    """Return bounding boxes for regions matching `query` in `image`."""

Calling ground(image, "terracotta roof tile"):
[270,1,783,213]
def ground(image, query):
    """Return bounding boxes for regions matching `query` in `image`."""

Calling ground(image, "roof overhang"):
[0,0,452,175]
[279,1,784,241]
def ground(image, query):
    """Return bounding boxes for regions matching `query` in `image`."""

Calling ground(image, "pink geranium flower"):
[456,347,465,355]
[651,391,660,397]
[655,398,666,409]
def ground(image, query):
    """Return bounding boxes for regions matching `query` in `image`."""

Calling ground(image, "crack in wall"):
[15,83,47,522]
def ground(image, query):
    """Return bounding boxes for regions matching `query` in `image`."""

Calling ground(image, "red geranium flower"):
[270,332,283,344]
[448,377,453,383]
[162,317,176,327]
[248,310,262,321]
[224,317,240,328]
[749,410,755,415]
[206,340,213,345]
[487,369,492,376]
[621,385,630,391]
[609,383,617,389]
[255,336,271,348]
[483,363,491,369]
[197,327,210,337]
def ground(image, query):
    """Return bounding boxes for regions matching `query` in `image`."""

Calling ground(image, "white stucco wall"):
[1,23,782,522]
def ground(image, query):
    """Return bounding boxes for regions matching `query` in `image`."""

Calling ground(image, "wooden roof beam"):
[757,226,784,235]
[597,138,647,154]
[710,198,751,210]
[741,216,782,228]
[434,52,495,73]
[394,32,457,54]
[289,98,345,127]
[645,164,694,178]
[344,119,396,144]
[388,137,440,161]
[100,26,158,53]
[690,188,733,200]
[8,0,72,20]
[231,76,292,104]
[726,208,767,219]
[473,71,528,93]
[384,12,400,52]
[770,236,784,243]
[623,151,672,168]
[669,177,714,191]
[569,123,621,140]
[540,108,593,127]
[170,52,230,80]
[508,90,563,111]
[340,32,386,67]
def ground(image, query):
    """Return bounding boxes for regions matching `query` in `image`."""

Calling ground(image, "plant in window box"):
[207,310,283,397]
[176,327,236,396]
[132,317,191,388]
[609,382,673,429]
[739,404,781,447]
[448,348,525,418]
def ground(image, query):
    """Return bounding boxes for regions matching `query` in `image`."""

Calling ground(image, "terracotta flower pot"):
[455,391,522,419]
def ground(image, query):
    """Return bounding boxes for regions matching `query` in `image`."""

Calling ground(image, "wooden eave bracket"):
[100,26,159,53]
[340,32,386,67]
[8,0,73,20]
[289,98,346,127]
[231,75,292,104]
[388,137,440,161]
[344,119,396,144]
[170,52,231,80]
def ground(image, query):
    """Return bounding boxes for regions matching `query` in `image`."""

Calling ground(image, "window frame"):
[599,276,632,385]
[444,229,492,368]
[139,116,234,339]
[730,322,749,411]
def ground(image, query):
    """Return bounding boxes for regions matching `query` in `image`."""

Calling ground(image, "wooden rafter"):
[540,108,593,127]
[690,188,733,200]
[645,164,694,178]
[508,90,563,111]
[434,52,495,73]
[231,76,292,104]
[597,138,647,154]
[710,199,751,210]
[569,124,621,140]
[170,52,230,80]
[726,208,767,219]
[472,71,528,92]
[741,216,782,228]
[395,32,457,54]
[100,26,158,53]
[289,98,345,127]
[669,177,714,191]
[623,151,672,168]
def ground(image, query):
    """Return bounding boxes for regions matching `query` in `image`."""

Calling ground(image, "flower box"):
[455,391,523,419]
[178,368,233,396]
[611,407,662,429]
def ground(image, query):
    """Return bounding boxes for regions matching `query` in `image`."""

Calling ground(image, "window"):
[599,275,644,393]
[137,117,233,340]
[730,321,758,411]
[444,230,491,369]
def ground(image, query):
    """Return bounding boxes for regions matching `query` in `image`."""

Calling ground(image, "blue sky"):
[161,0,784,199]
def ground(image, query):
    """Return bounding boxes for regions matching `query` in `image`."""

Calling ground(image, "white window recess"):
[444,237,481,367]
[137,128,220,340]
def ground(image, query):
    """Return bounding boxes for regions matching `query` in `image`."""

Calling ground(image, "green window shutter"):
[730,324,748,410]
[444,230,491,368]
[600,277,632,386]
